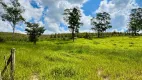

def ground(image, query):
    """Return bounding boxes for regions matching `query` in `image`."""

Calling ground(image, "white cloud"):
[19,0,44,21]
[0,0,12,32]
[80,9,92,32]
[40,0,91,34]
[95,0,139,32]
[0,20,12,32]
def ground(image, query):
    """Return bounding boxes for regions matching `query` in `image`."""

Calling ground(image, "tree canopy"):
[25,22,45,44]
[64,7,83,41]
[91,12,112,37]
[129,8,142,35]
[0,0,25,39]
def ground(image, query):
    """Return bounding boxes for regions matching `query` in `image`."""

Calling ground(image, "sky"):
[0,0,142,34]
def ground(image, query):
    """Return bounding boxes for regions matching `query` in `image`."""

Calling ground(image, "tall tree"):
[63,7,83,42]
[25,22,45,44]
[91,12,112,38]
[0,0,25,39]
[129,8,142,36]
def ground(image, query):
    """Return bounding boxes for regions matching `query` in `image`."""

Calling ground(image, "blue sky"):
[136,0,142,6]
[0,0,142,34]
[82,0,100,16]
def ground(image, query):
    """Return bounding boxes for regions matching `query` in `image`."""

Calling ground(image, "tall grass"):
[0,34,142,79]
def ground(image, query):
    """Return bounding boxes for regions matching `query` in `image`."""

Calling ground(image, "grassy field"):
[0,36,142,80]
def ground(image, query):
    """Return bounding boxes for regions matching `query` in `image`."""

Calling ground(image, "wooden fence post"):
[4,56,8,75]
[10,48,15,80]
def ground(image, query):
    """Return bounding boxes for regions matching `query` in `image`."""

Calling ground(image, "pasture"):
[0,36,142,80]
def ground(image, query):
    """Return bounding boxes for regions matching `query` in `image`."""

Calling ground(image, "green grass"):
[0,36,142,80]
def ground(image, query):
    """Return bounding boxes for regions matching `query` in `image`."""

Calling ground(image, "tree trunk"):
[12,26,15,41]
[33,36,36,45]
[102,32,104,37]
[133,25,137,36]
[72,29,74,42]
[97,30,100,38]
[134,30,137,36]
[34,41,36,45]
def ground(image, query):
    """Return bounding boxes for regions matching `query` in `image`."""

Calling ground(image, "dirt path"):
[30,74,38,80]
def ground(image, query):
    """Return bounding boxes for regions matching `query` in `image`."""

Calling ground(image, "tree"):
[0,0,25,40]
[91,12,112,38]
[25,22,45,44]
[63,7,83,42]
[129,8,142,36]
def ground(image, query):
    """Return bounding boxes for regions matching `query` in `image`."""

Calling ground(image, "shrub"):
[0,37,5,42]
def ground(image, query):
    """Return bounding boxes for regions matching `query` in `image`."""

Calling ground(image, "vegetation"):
[25,22,45,44]
[0,0,142,80]
[129,8,142,36]
[64,7,83,42]
[91,12,112,38]
[0,32,142,42]
[0,0,25,39]
[0,36,142,79]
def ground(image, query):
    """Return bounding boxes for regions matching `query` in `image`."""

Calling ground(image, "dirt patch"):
[30,74,39,80]
[97,68,110,80]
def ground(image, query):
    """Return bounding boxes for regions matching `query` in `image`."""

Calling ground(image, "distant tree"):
[129,8,142,36]
[91,12,112,38]
[63,7,83,42]
[0,0,25,39]
[84,32,91,39]
[25,22,45,44]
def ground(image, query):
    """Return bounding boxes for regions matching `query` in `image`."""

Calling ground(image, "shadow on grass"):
[55,41,72,45]
[44,56,67,62]
[50,67,76,78]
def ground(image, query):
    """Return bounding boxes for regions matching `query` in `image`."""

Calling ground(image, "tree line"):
[64,7,142,41]
[0,0,142,44]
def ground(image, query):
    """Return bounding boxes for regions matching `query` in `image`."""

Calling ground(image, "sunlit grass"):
[0,36,142,80]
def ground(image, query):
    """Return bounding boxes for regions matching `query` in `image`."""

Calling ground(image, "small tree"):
[129,8,142,36]
[0,0,25,39]
[25,22,45,44]
[91,12,112,38]
[63,7,83,42]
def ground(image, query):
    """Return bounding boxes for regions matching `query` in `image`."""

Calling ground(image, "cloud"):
[39,0,91,33]
[80,9,92,32]
[95,0,139,32]
[19,0,44,21]
[1,0,139,34]
[0,20,12,32]
[0,1,13,33]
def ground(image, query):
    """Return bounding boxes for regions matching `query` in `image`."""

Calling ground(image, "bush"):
[0,37,5,42]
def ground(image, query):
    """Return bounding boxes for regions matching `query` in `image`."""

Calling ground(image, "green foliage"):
[0,32,27,41]
[25,22,45,44]
[129,8,142,36]
[64,7,83,41]
[0,32,141,42]
[0,0,25,35]
[91,12,112,37]
[0,37,5,42]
